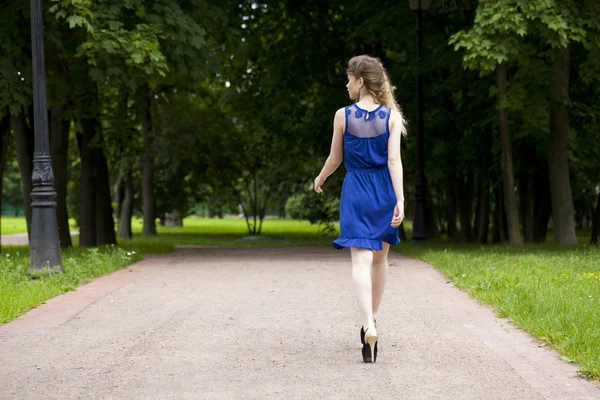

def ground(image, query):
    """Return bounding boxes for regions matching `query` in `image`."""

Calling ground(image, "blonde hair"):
[346,55,407,136]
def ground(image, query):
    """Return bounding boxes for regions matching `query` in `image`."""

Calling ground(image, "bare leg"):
[350,247,375,330]
[371,242,390,320]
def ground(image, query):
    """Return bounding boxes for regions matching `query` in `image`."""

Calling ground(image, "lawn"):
[1,217,30,235]
[0,216,78,235]
[123,217,339,251]
[0,245,142,325]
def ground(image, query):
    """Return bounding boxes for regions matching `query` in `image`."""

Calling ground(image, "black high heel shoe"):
[360,318,376,345]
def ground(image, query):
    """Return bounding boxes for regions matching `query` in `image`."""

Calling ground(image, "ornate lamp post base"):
[29,154,63,273]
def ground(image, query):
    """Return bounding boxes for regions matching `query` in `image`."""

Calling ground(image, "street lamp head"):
[409,0,433,11]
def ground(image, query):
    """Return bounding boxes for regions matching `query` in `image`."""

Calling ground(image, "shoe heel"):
[368,341,376,362]
[364,328,378,363]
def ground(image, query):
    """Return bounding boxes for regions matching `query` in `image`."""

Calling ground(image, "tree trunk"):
[11,111,34,237]
[94,135,116,246]
[474,127,492,244]
[252,177,258,234]
[491,168,508,243]
[426,185,440,238]
[113,174,124,224]
[591,191,600,245]
[0,111,12,249]
[533,162,551,242]
[473,173,481,240]
[207,196,214,218]
[257,189,271,235]
[474,176,490,244]
[548,46,577,245]
[455,171,474,242]
[440,87,454,240]
[141,90,156,236]
[278,199,286,219]
[77,118,98,247]
[575,197,593,229]
[113,91,128,224]
[495,63,522,245]
[49,104,72,248]
[519,173,535,243]
[492,187,501,244]
[446,176,457,239]
[118,172,134,239]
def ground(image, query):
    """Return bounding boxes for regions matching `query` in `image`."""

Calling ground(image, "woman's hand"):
[391,201,404,228]
[314,175,325,194]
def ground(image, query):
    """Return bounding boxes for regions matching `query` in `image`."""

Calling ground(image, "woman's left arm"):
[314,108,345,193]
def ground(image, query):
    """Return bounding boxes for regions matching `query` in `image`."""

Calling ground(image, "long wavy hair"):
[346,55,407,136]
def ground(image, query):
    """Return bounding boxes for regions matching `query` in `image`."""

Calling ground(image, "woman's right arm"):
[388,110,405,227]
[314,108,345,193]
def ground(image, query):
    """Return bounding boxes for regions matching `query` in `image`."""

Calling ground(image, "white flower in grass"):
[126,252,132,256]
[6,254,10,258]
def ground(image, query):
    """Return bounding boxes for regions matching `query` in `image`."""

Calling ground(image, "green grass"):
[0,246,142,325]
[1,217,78,235]
[121,217,339,251]
[1,217,29,234]
[398,242,600,379]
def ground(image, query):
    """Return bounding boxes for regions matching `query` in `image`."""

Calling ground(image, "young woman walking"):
[314,55,407,363]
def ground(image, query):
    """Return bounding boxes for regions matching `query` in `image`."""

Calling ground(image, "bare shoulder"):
[388,109,407,136]
[332,107,347,131]
[334,107,346,120]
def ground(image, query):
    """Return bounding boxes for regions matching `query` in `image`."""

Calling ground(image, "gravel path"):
[0,247,598,399]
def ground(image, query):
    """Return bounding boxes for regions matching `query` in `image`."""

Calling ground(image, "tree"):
[452,0,600,245]
[1,1,35,239]
[51,0,231,238]
[548,45,577,244]
[0,112,11,248]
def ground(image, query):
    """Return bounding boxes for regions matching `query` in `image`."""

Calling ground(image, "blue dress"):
[333,103,400,251]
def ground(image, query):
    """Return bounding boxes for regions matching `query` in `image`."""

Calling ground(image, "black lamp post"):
[409,0,432,242]
[28,0,63,273]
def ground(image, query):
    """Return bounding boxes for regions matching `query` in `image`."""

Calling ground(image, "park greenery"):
[1,0,600,381]
[0,0,598,246]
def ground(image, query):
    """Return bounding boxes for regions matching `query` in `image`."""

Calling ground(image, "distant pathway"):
[0,247,598,399]
[1,231,79,246]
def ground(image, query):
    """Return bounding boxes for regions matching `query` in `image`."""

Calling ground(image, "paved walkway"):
[0,247,598,399]
[1,232,30,246]
[1,232,79,246]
